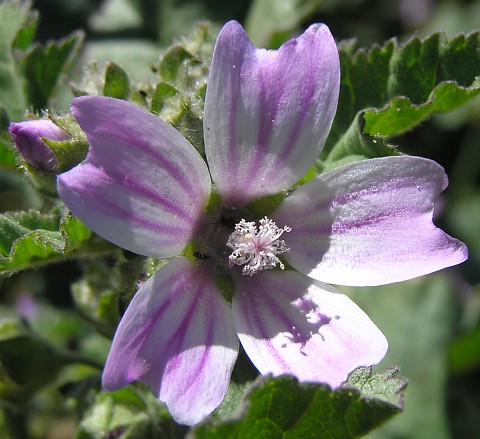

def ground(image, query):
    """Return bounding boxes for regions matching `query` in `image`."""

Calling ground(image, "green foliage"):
[42,135,89,172]
[23,31,84,111]
[146,24,213,156]
[319,113,399,172]
[0,1,83,120]
[0,211,92,274]
[192,369,406,439]
[323,31,480,167]
[104,62,131,99]
[0,0,34,121]
[77,386,188,439]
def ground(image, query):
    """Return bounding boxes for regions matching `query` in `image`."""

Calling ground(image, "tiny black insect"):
[193,251,210,260]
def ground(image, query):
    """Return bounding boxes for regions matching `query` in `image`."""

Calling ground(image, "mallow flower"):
[57,21,467,425]
[10,119,69,171]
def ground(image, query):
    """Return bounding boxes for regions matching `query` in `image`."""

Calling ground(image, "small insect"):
[193,251,210,260]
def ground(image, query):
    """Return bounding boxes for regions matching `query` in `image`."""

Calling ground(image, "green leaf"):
[363,80,480,136]
[23,30,84,111]
[104,62,131,99]
[0,211,92,274]
[326,31,480,161]
[319,112,399,171]
[387,33,442,104]
[11,4,38,51]
[0,210,57,256]
[345,366,407,409]
[192,371,405,439]
[0,0,34,120]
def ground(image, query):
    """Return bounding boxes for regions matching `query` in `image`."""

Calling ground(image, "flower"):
[9,119,69,171]
[57,21,467,425]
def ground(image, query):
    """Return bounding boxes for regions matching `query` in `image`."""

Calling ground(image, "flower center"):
[226,217,291,276]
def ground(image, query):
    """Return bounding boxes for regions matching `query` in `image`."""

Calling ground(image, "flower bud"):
[9,119,69,172]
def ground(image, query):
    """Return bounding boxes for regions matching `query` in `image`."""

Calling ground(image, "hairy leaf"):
[0,0,34,120]
[325,31,480,163]
[191,369,406,439]
[0,211,91,274]
[23,31,84,111]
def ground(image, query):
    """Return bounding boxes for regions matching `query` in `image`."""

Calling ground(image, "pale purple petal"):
[232,270,387,386]
[204,21,340,206]
[102,257,239,426]
[272,156,468,286]
[58,96,211,258]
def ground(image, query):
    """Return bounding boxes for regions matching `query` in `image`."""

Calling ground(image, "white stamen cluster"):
[227,217,291,276]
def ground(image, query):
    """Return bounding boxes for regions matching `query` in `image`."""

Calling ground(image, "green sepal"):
[104,62,131,100]
[150,82,179,115]
[159,45,195,82]
[42,136,89,172]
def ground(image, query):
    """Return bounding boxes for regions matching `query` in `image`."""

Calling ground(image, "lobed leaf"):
[0,211,91,274]
[325,31,480,164]
[191,369,406,439]
[319,112,399,171]
[0,0,34,121]
[23,30,84,111]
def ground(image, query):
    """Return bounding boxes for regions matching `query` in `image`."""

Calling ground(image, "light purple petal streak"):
[272,156,468,286]
[232,270,387,386]
[204,21,340,206]
[57,96,211,258]
[102,257,239,426]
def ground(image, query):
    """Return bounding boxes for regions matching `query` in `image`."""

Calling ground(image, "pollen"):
[227,217,291,276]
